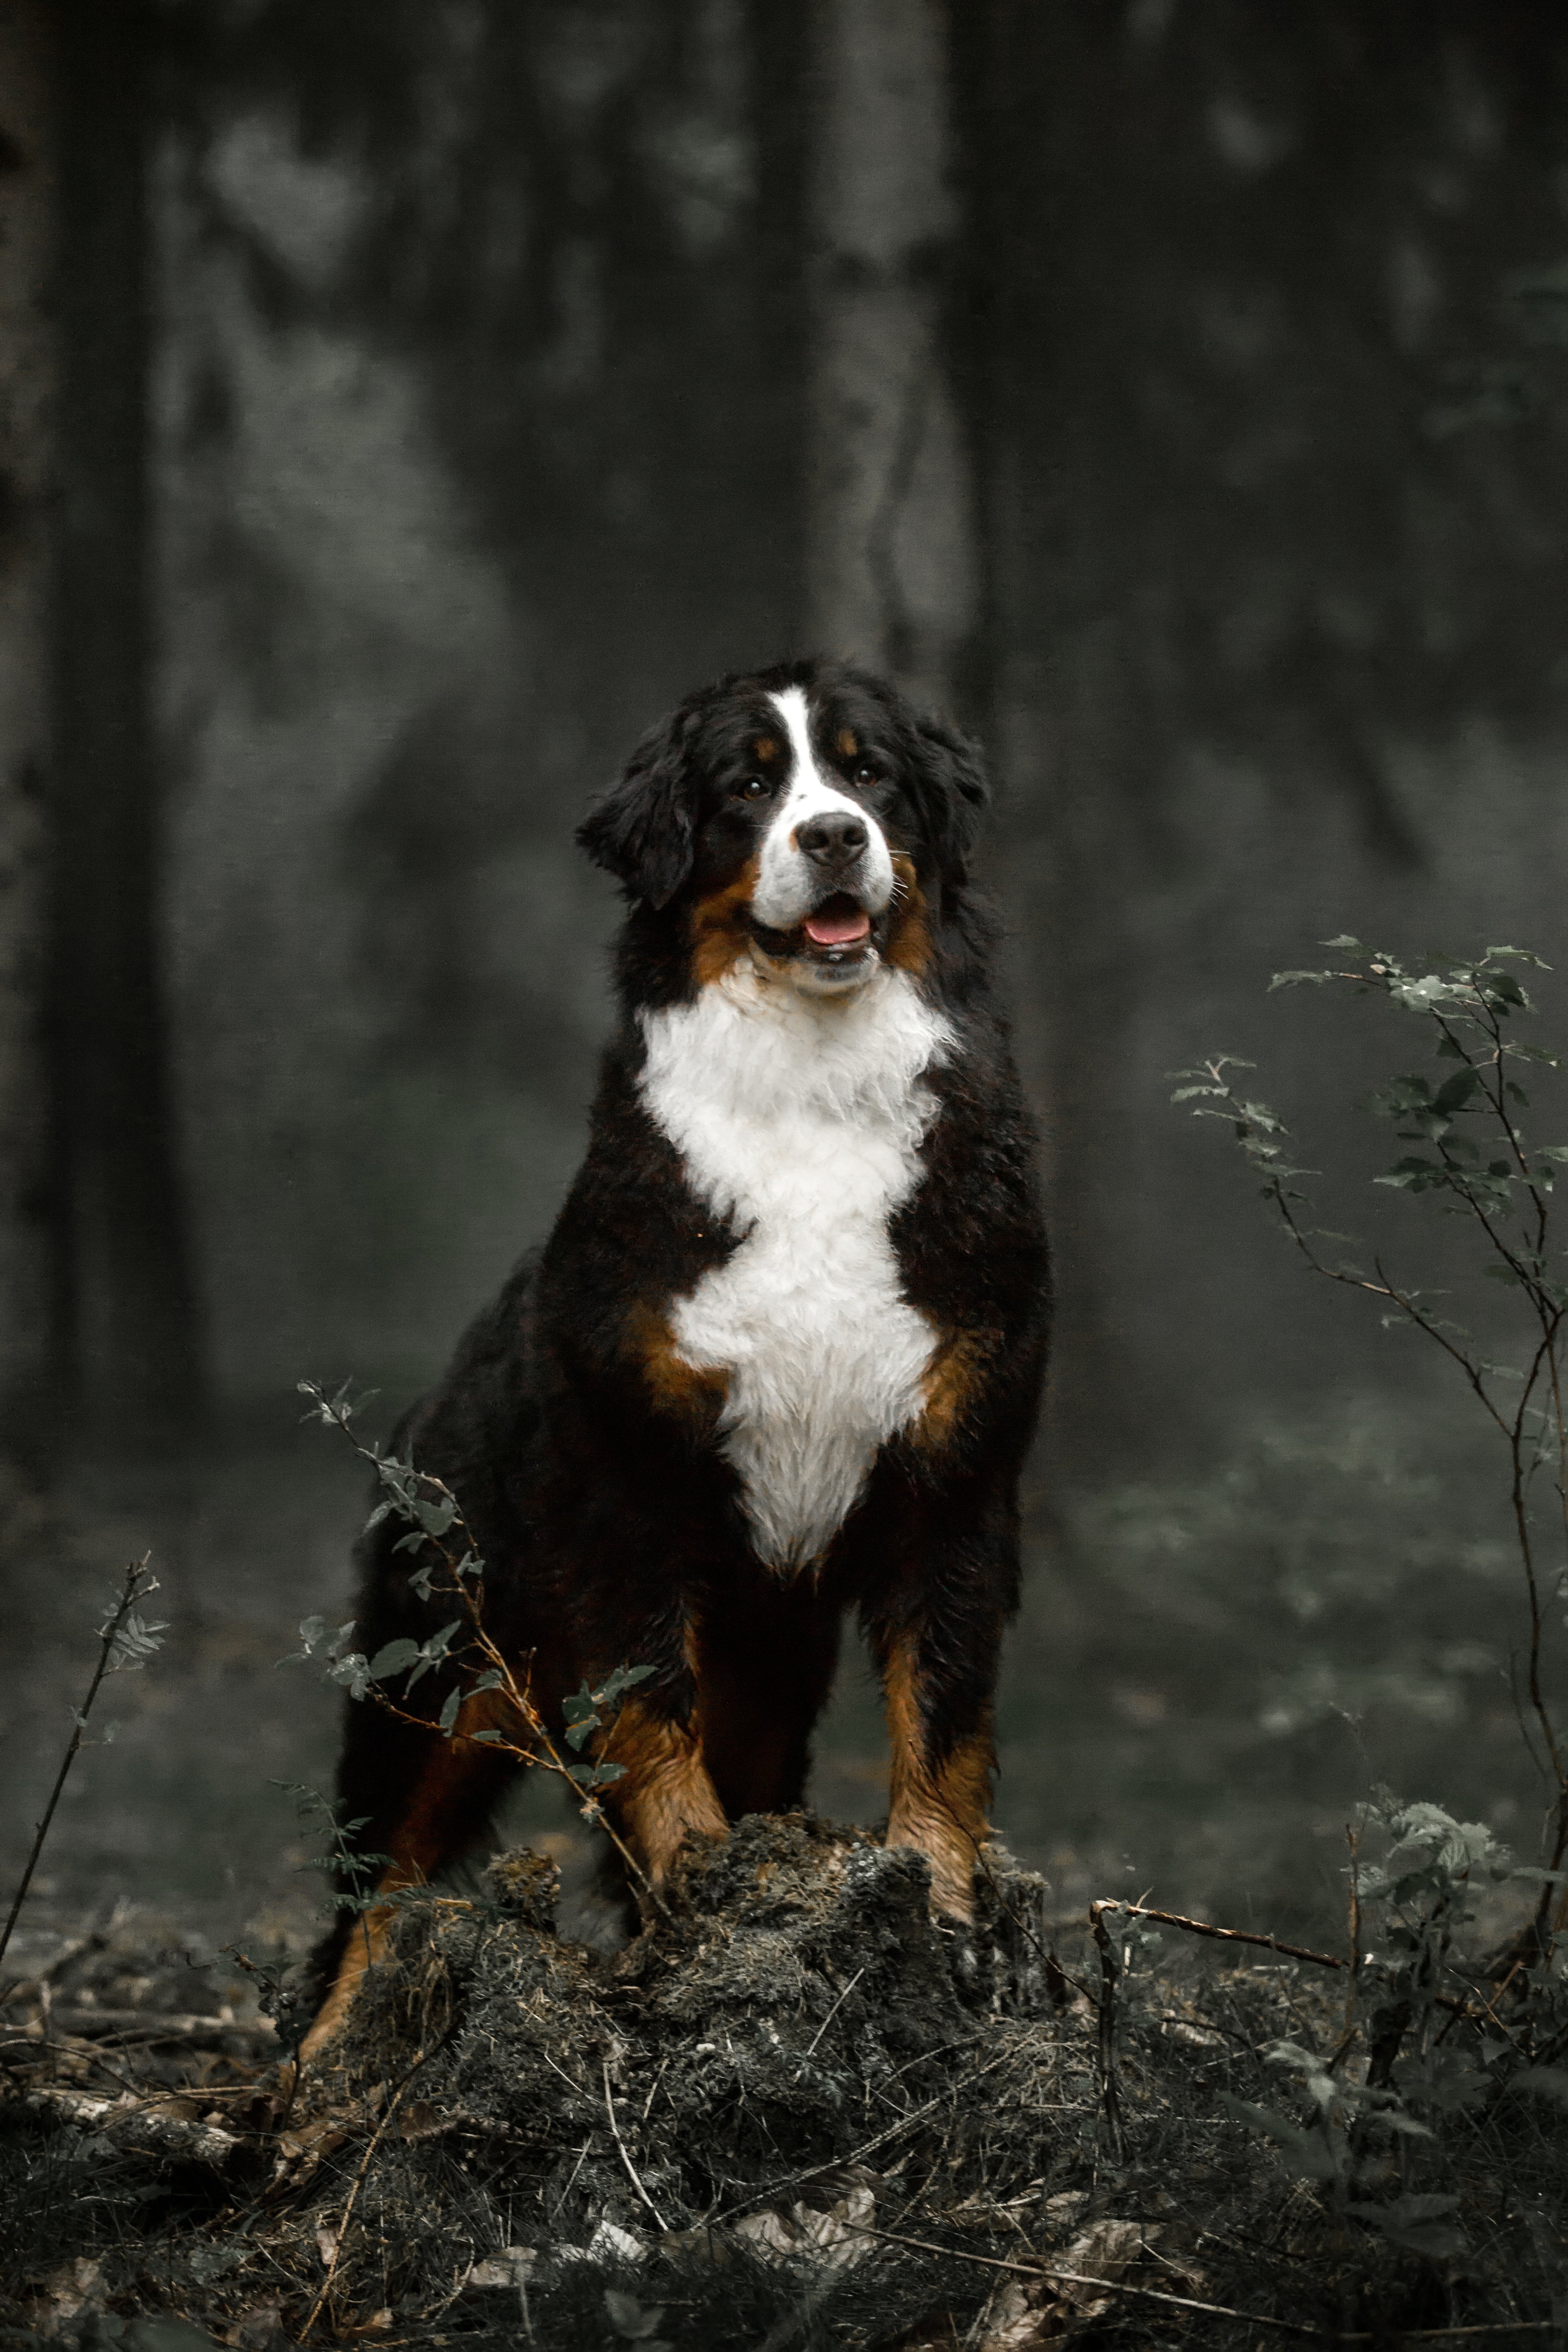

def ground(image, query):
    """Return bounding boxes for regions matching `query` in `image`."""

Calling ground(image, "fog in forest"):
[5,0,1568,1949]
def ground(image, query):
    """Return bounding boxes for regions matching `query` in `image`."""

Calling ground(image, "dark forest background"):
[4,0,1568,1950]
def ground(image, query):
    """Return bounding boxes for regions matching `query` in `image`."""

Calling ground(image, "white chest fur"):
[638,965,953,1568]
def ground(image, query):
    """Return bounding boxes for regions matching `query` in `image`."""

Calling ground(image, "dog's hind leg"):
[688,1579,844,1821]
[301,1704,518,2061]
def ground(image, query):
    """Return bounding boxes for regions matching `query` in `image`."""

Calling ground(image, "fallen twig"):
[1091,1897,1486,2020]
[602,2055,666,2231]
[839,2221,1561,2339]
[301,2046,432,2339]
[2,2007,276,2045]
[803,1965,865,2058]
[1088,1901,1124,2158]
[707,2045,1018,2225]
[5,2082,245,2167]
[837,2220,1324,2336]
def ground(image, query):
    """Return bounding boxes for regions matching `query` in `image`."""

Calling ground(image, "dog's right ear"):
[576,707,701,909]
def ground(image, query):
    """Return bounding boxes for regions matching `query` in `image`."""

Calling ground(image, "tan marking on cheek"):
[627,1303,728,1432]
[883,1637,993,1922]
[883,854,932,976]
[689,855,760,988]
[599,1695,728,1884]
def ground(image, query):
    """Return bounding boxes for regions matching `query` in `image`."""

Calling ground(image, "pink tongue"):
[804,906,872,947]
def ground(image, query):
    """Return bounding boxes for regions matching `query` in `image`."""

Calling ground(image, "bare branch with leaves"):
[1173,939,1568,1949]
[286,1381,666,1916]
[0,1556,166,1976]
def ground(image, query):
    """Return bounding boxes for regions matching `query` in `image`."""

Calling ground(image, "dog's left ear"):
[577,706,702,909]
[911,712,989,883]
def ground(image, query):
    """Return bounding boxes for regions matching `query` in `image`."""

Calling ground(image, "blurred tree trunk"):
[804,0,977,715]
[52,0,205,1442]
[0,2,53,1454]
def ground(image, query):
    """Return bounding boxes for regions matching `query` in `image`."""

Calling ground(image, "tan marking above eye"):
[752,736,779,762]
[836,729,859,757]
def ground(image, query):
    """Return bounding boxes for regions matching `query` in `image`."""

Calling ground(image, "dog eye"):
[732,776,771,801]
[852,763,882,786]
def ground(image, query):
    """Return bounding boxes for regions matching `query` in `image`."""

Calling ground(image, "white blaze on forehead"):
[750,685,895,931]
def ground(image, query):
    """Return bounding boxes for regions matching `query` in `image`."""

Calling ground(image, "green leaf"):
[438,1685,462,1735]
[594,1662,658,1704]
[1216,2094,1336,2179]
[1432,1068,1481,1114]
[1375,1157,1443,1191]
[367,1637,421,1682]
[405,1621,462,1690]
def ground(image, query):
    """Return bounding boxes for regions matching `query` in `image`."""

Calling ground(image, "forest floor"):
[4,1396,1566,2345]
[3,1813,1566,2352]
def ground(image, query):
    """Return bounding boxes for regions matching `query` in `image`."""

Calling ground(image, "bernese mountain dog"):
[303,657,1048,2054]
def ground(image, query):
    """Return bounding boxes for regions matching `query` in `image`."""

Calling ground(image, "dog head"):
[578,660,988,997]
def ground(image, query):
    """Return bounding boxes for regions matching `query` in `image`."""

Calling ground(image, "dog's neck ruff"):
[639,962,952,1568]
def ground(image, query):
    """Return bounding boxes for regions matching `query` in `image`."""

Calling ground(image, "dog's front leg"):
[596,1686,729,1893]
[863,1488,1016,1923]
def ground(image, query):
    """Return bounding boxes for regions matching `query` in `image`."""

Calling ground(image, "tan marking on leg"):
[883,1636,993,1922]
[601,1694,728,1884]
[626,1303,728,1434]
[301,1702,523,2061]
[910,1329,997,1456]
[883,856,931,976]
[299,1902,398,2062]
[690,857,761,988]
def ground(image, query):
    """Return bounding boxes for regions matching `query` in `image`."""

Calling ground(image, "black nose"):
[796,812,869,867]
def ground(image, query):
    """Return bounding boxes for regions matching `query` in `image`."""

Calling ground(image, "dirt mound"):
[298,1814,1058,2341]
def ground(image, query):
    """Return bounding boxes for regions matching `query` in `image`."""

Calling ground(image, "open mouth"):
[802,894,873,950]
[749,891,878,972]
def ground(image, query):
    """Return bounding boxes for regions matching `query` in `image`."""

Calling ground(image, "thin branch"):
[1090,1899,1486,2022]
[841,2220,1559,2339]
[0,1557,156,1974]
[301,1386,670,1921]
[601,2055,666,2231]
[835,2221,1325,2337]
[1088,1901,1124,2158]
[301,2044,433,2339]
[804,1965,865,2058]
